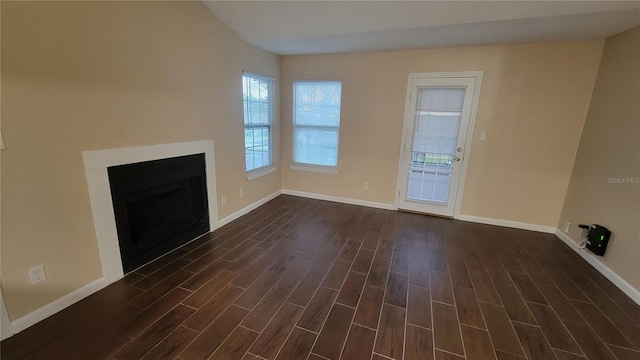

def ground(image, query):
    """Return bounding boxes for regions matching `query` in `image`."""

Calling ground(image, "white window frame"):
[243,71,276,180]
[292,80,342,174]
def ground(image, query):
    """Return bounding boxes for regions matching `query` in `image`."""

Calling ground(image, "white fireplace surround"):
[82,140,219,285]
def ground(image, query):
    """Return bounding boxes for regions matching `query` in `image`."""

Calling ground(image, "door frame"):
[394,71,483,218]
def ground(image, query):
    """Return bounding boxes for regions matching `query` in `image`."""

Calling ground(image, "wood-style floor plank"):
[384,271,409,308]
[353,285,385,329]
[408,257,430,288]
[508,271,547,305]
[479,302,525,357]
[374,304,406,359]
[274,327,317,360]
[114,305,195,360]
[616,322,640,350]
[407,285,431,328]
[140,326,198,360]
[608,345,640,360]
[432,301,464,357]
[571,299,634,349]
[209,326,259,360]
[122,287,192,338]
[336,271,367,308]
[297,286,339,332]
[322,260,352,290]
[453,286,485,329]
[405,324,434,360]
[495,350,527,360]
[553,349,587,360]
[340,324,376,360]
[536,284,586,324]
[435,349,465,359]
[241,286,292,332]
[182,270,237,309]
[460,325,496,360]
[367,240,394,288]
[467,265,502,305]
[183,285,244,332]
[430,270,454,305]
[449,258,473,288]
[180,305,249,360]
[352,249,376,274]
[526,302,582,354]
[249,302,304,360]
[312,303,355,360]
[512,322,557,360]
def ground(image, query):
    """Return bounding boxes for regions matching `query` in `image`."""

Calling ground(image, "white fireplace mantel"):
[82,140,218,284]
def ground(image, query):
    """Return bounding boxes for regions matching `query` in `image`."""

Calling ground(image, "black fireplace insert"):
[108,154,209,273]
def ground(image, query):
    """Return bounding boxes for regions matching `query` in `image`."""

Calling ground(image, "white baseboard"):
[455,214,556,234]
[281,189,397,211]
[10,277,108,334]
[217,190,283,227]
[554,229,640,305]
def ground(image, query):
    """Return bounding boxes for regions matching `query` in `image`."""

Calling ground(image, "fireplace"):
[108,154,209,273]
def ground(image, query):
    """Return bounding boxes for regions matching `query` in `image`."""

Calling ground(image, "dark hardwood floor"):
[2,195,639,360]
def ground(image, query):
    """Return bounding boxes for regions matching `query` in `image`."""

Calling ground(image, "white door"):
[396,73,481,217]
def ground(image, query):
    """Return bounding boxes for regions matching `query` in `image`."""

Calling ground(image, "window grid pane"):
[293,81,342,167]
[243,74,273,172]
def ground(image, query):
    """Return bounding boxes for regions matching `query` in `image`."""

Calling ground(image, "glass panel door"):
[407,87,465,203]
[396,74,480,217]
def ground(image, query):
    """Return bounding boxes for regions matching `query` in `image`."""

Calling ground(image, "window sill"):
[290,164,338,174]
[247,166,276,181]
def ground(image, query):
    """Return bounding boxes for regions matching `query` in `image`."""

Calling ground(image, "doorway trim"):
[394,71,483,218]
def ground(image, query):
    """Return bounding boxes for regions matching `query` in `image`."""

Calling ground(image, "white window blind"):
[293,81,342,168]
[407,87,466,203]
[243,73,273,173]
[412,87,465,163]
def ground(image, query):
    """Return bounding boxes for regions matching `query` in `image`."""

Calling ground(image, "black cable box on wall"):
[582,224,611,256]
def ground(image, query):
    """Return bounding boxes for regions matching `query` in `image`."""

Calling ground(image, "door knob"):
[457,147,463,152]
[454,157,461,162]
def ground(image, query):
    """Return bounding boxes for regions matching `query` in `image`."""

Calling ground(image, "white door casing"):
[395,72,483,217]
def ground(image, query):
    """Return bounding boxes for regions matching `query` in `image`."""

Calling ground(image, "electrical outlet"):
[221,195,226,206]
[479,131,486,141]
[563,220,571,233]
[28,264,46,285]
[239,188,244,199]
[363,182,369,190]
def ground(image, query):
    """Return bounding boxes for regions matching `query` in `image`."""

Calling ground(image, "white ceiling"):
[202,1,640,55]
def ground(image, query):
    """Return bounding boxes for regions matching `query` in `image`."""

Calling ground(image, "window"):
[293,81,342,171]
[243,73,274,177]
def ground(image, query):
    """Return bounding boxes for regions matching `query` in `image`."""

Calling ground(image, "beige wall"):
[1,2,280,320]
[559,27,640,291]
[281,41,603,227]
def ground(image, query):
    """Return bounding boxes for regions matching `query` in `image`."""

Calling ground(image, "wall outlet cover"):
[28,264,47,285]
